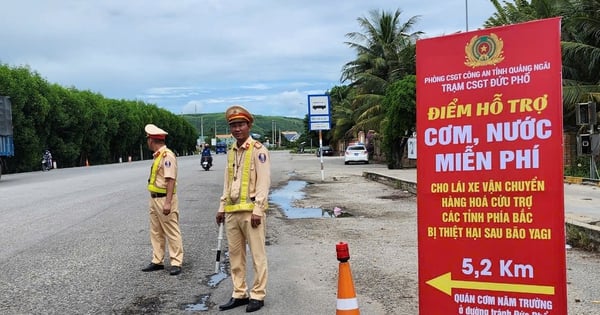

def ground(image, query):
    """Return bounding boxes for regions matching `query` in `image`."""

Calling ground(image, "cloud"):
[0,0,496,118]
[241,84,272,91]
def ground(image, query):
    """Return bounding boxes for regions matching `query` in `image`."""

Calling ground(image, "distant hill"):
[182,113,304,142]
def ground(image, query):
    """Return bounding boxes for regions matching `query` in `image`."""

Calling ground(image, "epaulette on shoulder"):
[253,141,263,149]
[162,151,168,157]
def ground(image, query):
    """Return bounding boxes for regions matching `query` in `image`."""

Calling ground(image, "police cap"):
[145,124,168,140]
[225,105,254,125]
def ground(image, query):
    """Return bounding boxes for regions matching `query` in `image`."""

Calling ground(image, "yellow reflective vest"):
[147,148,176,194]
[224,140,267,212]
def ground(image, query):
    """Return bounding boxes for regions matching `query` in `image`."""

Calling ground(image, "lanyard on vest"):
[147,148,175,193]
[225,141,255,212]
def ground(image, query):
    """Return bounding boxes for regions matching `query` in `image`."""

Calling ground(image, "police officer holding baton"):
[216,105,271,313]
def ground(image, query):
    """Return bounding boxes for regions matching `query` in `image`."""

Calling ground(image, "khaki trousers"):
[225,211,268,300]
[149,195,183,267]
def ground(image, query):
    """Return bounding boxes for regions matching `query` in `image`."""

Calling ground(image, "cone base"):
[336,262,359,314]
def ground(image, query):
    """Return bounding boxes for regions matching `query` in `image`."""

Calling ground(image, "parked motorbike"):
[41,157,52,171]
[201,156,212,171]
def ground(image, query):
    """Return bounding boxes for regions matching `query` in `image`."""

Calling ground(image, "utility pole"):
[465,0,469,31]
[590,122,596,179]
[271,120,275,147]
[588,109,597,179]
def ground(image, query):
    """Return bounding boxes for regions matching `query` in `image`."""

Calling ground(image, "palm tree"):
[561,0,600,104]
[328,85,355,146]
[485,0,560,27]
[339,9,422,139]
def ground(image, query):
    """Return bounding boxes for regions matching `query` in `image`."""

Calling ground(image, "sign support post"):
[307,94,331,182]
[319,130,324,181]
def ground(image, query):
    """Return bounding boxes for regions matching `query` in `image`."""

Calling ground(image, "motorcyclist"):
[42,149,53,170]
[201,145,213,167]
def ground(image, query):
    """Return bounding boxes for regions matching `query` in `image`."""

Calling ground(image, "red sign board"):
[416,18,566,314]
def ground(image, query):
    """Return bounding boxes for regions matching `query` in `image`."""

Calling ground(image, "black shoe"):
[141,263,164,272]
[245,299,264,313]
[169,266,181,275]
[219,297,250,311]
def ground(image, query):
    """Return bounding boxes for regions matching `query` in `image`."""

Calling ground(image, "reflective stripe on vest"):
[147,148,176,194]
[224,142,255,212]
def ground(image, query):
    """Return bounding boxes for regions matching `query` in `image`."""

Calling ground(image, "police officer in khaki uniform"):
[216,105,271,313]
[142,124,184,276]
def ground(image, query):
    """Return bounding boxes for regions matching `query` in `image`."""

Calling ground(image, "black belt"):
[150,193,167,198]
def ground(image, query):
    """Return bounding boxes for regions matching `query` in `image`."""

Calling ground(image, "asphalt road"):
[1,151,599,314]
[0,153,271,314]
[0,151,350,315]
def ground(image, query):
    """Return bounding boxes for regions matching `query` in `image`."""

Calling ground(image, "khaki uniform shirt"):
[152,145,178,187]
[218,138,270,216]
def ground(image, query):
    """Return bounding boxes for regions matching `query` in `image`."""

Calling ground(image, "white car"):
[344,145,369,164]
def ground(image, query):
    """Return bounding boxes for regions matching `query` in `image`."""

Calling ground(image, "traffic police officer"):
[142,124,183,276]
[216,105,271,312]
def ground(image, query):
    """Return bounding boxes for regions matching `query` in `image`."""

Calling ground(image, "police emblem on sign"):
[464,33,504,68]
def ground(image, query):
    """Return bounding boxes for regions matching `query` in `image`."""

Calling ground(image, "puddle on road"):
[270,180,343,218]
[182,269,229,311]
[183,294,210,311]
[207,260,228,288]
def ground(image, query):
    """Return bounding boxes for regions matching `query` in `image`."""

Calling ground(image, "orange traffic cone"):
[336,242,360,315]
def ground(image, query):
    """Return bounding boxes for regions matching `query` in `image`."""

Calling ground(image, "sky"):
[0,1,496,118]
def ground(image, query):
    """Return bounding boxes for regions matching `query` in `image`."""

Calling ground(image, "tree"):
[0,65,50,172]
[486,0,545,26]
[560,0,600,112]
[381,75,416,169]
[340,9,422,139]
[0,63,197,173]
[328,85,354,146]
